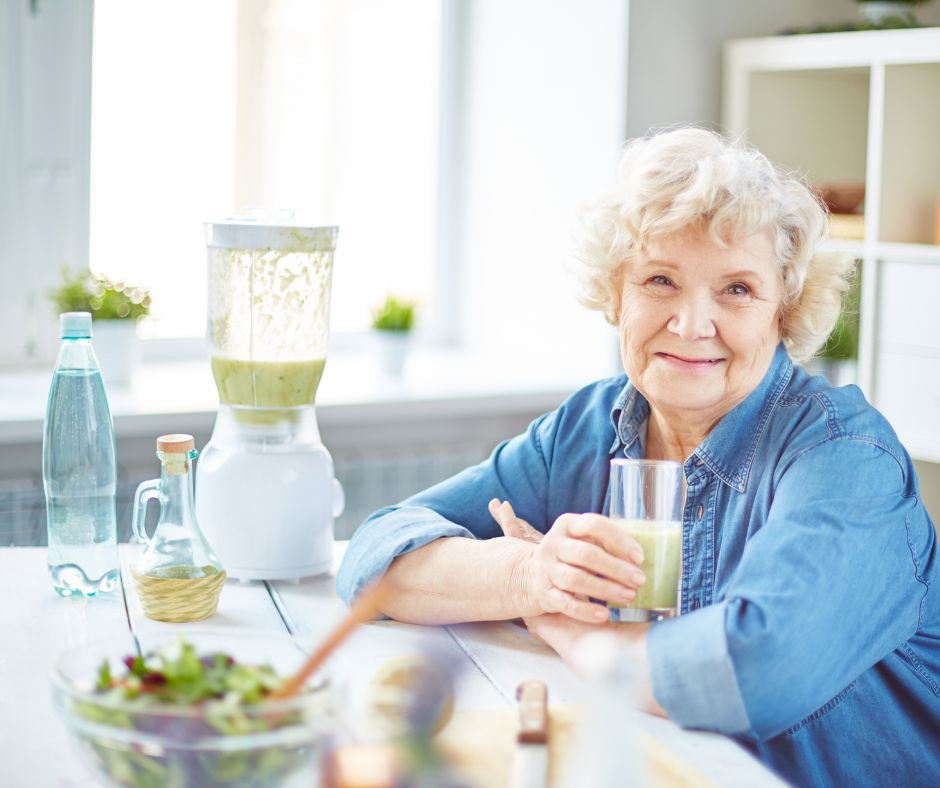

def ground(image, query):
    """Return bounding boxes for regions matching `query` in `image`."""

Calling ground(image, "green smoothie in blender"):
[211,357,326,408]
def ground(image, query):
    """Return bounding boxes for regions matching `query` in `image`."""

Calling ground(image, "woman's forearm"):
[378,536,540,625]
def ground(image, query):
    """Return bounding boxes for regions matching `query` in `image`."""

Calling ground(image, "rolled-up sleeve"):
[647,439,927,741]
[648,601,751,733]
[336,411,559,605]
[335,506,476,604]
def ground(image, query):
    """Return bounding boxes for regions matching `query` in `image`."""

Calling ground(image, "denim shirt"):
[337,343,940,787]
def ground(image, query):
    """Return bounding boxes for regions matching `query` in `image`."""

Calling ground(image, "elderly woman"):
[337,128,940,786]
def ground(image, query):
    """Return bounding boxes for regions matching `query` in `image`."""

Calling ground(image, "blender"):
[195,216,344,580]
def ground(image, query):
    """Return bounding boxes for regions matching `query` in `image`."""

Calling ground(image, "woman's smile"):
[654,351,727,372]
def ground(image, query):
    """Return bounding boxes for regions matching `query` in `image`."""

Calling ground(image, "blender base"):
[224,556,333,582]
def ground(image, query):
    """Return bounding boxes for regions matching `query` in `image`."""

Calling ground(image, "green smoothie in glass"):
[607,458,683,622]
[609,519,681,617]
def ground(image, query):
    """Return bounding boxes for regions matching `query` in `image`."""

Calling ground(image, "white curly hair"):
[574,126,855,363]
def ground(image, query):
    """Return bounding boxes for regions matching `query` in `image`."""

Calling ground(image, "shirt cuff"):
[335,506,477,606]
[647,601,752,734]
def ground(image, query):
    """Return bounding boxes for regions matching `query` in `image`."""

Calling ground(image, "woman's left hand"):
[487,498,543,543]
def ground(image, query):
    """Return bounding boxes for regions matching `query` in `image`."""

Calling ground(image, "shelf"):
[725,27,940,72]
[724,28,940,458]
[875,242,940,263]
[881,62,940,245]
[745,68,868,185]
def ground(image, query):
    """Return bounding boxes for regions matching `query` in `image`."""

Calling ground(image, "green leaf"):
[816,259,861,362]
[47,266,151,321]
[371,294,416,332]
[129,655,147,677]
[96,658,113,690]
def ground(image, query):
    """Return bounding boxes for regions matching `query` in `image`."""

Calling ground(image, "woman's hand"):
[489,498,646,623]
[488,499,543,543]
[521,611,613,658]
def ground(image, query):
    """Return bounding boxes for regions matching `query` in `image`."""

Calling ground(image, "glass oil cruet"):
[131,434,226,622]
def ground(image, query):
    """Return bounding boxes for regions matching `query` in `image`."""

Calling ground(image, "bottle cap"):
[156,434,195,454]
[60,312,92,339]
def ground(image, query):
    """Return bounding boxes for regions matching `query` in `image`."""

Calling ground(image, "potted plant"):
[813,260,861,387]
[48,267,151,385]
[854,0,932,26]
[370,294,416,378]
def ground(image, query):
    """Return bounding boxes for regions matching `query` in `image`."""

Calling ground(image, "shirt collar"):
[607,343,793,492]
[609,380,649,456]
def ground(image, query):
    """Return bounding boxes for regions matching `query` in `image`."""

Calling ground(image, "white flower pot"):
[92,319,140,386]
[371,330,411,378]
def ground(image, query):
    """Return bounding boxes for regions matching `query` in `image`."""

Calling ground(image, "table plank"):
[1,548,127,787]
[447,621,787,787]
[269,546,507,736]
[446,620,588,704]
[119,544,287,638]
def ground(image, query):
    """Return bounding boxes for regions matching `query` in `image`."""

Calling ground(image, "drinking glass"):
[608,459,683,622]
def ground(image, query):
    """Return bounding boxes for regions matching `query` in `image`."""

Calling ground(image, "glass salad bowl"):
[51,629,337,788]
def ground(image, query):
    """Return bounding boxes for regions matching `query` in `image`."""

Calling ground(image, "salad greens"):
[67,639,321,787]
[94,641,286,714]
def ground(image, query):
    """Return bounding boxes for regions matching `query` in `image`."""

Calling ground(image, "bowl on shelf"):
[812,181,866,215]
[51,629,336,788]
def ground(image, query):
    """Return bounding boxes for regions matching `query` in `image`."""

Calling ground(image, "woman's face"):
[619,230,783,426]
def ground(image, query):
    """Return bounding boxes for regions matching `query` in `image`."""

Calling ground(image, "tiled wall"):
[0,445,489,547]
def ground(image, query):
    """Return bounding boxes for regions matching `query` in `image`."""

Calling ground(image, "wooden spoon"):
[270,578,387,700]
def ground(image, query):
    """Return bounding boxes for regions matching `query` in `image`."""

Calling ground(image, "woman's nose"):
[666,293,717,340]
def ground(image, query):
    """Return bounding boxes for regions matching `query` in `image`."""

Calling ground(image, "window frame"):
[1,0,460,370]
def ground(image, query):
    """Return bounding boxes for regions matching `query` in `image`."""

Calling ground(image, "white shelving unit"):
[724,27,940,463]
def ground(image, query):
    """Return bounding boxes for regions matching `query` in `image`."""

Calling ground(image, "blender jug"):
[196,216,344,580]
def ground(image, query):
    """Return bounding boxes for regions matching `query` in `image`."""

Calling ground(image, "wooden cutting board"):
[436,705,714,788]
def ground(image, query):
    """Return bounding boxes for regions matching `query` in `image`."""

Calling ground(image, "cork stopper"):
[156,434,195,454]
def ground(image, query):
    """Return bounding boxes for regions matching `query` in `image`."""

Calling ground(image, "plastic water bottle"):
[562,631,647,788]
[42,312,119,596]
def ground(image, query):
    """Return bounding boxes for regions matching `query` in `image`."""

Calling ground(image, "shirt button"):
[695,504,704,521]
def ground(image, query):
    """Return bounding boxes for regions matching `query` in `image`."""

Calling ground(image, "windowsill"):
[1,347,613,444]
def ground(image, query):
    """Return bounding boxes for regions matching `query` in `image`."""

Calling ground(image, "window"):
[5,0,625,380]
[88,0,442,340]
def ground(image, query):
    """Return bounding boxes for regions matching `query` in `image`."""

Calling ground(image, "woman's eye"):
[649,275,673,287]
[726,283,750,296]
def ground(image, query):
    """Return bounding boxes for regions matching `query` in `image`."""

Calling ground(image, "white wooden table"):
[0,545,784,787]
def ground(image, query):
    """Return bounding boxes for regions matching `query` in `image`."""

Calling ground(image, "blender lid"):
[206,212,338,251]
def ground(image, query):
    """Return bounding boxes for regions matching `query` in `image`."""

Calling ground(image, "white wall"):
[451,0,629,382]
